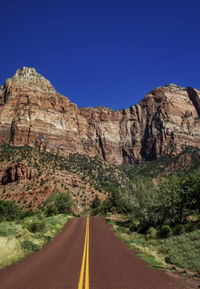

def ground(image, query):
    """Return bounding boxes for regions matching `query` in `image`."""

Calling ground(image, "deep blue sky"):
[1,0,200,109]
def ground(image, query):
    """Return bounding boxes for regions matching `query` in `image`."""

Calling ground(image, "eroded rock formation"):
[0,163,37,185]
[0,67,200,164]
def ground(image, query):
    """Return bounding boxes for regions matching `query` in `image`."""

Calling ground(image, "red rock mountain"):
[0,67,200,165]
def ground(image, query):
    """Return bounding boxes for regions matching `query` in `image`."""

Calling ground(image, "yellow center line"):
[78,217,89,289]
[85,217,89,289]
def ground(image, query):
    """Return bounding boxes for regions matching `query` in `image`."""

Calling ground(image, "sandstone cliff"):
[0,162,37,185]
[0,67,200,165]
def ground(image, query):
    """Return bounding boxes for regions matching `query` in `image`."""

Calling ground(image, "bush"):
[26,221,46,233]
[44,192,73,216]
[91,206,102,216]
[184,222,198,232]
[122,172,200,234]
[123,178,159,226]
[91,195,101,209]
[157,172,200,225]
[0,224,17,236]
[20,209,40,219]
[157,225,172,238]
[146,227,158,240]
[172,224,185,236]
[128,221,138,232]
[162,230,200,272]
[21,240,41,252]
[101,187,133,215]
[0,200,22,221]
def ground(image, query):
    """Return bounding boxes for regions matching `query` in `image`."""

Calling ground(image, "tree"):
[44,192,73,216]
[0,200,22,221]
[91,195,101,209]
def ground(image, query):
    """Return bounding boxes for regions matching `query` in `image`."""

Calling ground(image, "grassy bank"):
[106,214,200,277]
[0,214,72,269]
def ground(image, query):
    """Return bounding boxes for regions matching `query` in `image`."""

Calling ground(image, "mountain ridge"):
[0,67,200,165]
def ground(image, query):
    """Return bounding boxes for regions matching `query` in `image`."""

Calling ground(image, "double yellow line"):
[78,217,90,289]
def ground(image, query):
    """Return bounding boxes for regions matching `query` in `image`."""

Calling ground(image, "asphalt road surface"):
[0,216,189,289]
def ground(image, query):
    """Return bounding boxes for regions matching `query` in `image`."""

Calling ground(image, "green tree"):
[91,195,101,209]
[0,200,22,221]
[44,192,73,216]
[156,172,200,225]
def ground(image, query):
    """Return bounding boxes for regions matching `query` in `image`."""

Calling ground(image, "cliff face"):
[0,67,200,165]
[0,163,37,185]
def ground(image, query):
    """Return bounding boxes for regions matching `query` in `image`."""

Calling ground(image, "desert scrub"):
[106,216,165,270]
[161,230,200,272]
[107,215,200,275]
[0,214,72,269]
[21,240,41,252]
[0,236,24,268]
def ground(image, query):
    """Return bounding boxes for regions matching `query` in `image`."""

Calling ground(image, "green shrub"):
[91,195,101,209]
[91,206,102,216]
[146,227,158,240]
[128,221,138,232]
[26,221,46,233]
[184,222,198,233]
[172,224,185,236]
[117,226,130,234]
[91,195,103,216]
[162,230,200,272]
[119,172,200,233]
[44,192,73,216]
[0,224,17,236]
[158,225,172,238]
[21,240,41,252]
[157,172,200,225]
[44,235,52,243]
[0,200,22,221]
[20,209,40,219]
[45,206,58,216]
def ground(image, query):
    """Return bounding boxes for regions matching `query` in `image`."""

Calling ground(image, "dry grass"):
[0,236,24,268]
[0,214,72,269]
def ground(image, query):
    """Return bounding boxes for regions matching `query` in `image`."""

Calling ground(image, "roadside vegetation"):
[0,192,73,269]
[0,143,200,275]
[106,215,200,276]
[90,171,200,276]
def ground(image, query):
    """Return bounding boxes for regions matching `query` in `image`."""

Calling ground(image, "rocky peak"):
[0,68,200,165]
[163,83,185,91]
[80,105,113,113]
[5,67,55,93]
[140,84,187,107]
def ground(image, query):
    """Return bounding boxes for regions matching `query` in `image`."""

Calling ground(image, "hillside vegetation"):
[0,144,127,210]
[120,146,200,180]
[0,143,200,274]
[0,213,72,268]
[89,147,200,275]
[106,215,200,275]
[0,191,73,269]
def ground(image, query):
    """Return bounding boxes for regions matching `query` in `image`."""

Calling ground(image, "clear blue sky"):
[1,0,200,109]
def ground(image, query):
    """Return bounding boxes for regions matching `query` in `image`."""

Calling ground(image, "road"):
[0,216,189,289]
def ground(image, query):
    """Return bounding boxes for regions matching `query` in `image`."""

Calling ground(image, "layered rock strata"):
[0,67,200,164]
[0,163,37,185]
